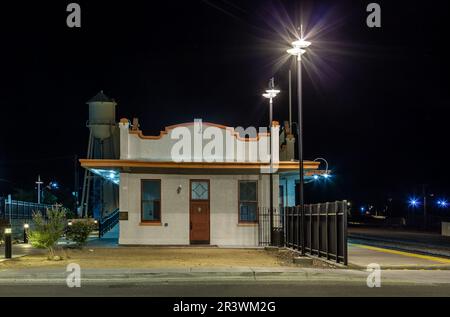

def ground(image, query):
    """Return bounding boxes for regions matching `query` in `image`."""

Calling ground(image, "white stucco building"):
[80,118,320,246]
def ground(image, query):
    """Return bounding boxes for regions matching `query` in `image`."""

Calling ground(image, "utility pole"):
[289,69,292,129]
[422,184,427,230]
[74,154,79,214]
[35,175,43,204]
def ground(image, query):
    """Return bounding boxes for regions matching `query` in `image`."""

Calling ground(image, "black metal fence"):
[258,201,348,265]
[257,208,283,247]
[0,197,54,221]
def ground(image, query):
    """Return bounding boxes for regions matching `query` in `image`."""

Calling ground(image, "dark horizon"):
[1,0,449,212]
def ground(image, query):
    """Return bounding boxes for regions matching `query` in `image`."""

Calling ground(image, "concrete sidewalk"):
[348,243,450,269]
[349,227,450,258]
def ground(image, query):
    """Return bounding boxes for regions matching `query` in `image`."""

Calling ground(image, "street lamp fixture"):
[287,26,311,255]
[313,158,331,178]
[287,39,311,60]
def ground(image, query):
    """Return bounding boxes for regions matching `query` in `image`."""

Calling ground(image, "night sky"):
[1,0,449,210]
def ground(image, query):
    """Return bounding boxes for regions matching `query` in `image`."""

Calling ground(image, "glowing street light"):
[23,223,29,244]
[287,25,311,255]
[49,181,59,190]
[262,77,280,245]
[438,200,448,208]
[409,198,420,208]
[313,158,331,179]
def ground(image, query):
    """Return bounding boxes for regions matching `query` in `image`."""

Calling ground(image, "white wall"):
[119,173,279,246]
[119,119,279,164]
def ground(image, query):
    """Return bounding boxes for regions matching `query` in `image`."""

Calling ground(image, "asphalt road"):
[0,281,449,297]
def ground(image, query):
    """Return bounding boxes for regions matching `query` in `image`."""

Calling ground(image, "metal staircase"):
[98,208,119,238]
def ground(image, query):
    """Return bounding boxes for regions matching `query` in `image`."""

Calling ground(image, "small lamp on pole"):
[4,227,12,259]
[23,223,30,244]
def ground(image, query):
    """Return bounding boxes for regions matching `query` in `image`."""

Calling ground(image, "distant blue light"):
[323,174,331,179]
[50,182,59,189]
[408,198,419,207]
[313,175,319,180]
[360,207,365,212]
[438,200,448,208]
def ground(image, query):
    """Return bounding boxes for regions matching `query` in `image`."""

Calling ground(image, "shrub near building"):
[66,221,94,247]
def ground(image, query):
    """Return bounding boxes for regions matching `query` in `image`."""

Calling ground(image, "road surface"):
[0,280,449,297]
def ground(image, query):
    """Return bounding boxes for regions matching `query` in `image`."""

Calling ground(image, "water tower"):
[80,91,119,218]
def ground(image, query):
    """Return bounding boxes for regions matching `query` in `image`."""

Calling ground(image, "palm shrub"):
[66,221,94,247]
[28,205,67,260]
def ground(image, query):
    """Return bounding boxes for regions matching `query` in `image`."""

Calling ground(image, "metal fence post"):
[334,201,339,263]
[343,200,348,265]
[325,202,329,261]
[317,203,320,256]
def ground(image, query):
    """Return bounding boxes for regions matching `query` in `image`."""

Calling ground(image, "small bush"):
[28,206,67,260]
[66,221,94,247]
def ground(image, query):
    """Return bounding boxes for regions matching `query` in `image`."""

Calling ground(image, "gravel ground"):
[0,247,293,269]
[0,246,335,270]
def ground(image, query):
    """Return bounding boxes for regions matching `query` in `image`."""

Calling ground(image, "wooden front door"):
[190,180,210,244]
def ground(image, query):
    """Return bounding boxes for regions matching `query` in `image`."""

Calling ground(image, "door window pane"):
[191,181,209,200]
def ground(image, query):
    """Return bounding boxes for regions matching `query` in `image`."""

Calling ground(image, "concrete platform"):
[348,243,450,269]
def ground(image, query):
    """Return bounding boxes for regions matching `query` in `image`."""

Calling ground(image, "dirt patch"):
[275,249,338,268]
[0,247,286,269]
[1,247,339,270]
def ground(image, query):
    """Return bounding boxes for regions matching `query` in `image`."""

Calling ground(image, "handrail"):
[98,208,119,238]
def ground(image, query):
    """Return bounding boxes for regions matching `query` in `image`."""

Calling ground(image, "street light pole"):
[287,26,311,255]
[263,78,280,246]
[296,52,305,255]
[422,184,427,230]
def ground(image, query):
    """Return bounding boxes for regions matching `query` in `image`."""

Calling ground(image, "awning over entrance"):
[80,159,320,176]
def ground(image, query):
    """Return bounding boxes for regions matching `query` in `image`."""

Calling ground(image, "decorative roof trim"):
[127,121,276,142]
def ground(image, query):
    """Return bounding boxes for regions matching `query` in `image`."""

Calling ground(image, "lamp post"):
[4,227,12,259]
[287,27,311,254]
[23,223,29,244]
[263,78,280,245]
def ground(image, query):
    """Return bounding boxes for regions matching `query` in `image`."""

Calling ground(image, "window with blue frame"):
[239,181,258,223]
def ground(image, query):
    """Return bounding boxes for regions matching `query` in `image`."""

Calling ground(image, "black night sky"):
[1,1,449,212]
